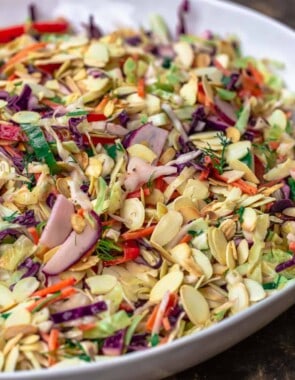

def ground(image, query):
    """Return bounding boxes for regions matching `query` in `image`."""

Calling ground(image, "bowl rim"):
[1,0,295,378]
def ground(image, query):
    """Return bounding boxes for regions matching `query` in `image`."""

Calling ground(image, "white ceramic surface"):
[0,1,294,379]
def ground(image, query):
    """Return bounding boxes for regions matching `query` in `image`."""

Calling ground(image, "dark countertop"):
[167,1,295,379]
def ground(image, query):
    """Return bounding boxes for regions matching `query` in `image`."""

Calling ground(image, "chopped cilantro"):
[96,238,122,261]
[202,132,230,174]
[188,230,203,237]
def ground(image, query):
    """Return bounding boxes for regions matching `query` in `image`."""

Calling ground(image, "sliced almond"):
[86,275,117,295]
[120,198,145,230]
[244,278,266,302]
[4,345,19,372]
[180,285,210,325]
[150,271,183,303]
[0,285,15,311]
[192,249,213,280]
[242,207,257,232]
[219,219,236,240]
[208,227,227,265]
[228,282,249,314]
[237,239,249,265]
[170,243,203,277]
[228,159,259,184]
[225,241,236,270]
[12,277,40,303]
[5,309,31,328]
[151,210,183,246]
[3,325,38,340]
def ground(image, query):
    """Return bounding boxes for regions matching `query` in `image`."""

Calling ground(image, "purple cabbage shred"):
[176,0,190,36]
[13,210,37,227]
[51,300,107,323]
[102,329,126,356]
[118,110,130,127]
[128,333,149,352]
[46,193,57,209]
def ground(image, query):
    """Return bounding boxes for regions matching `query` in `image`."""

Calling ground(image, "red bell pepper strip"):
[0,25,25,43]
[82,135,116,145]
[103,240,140,266]
[0,124,27,142]
[32,21,69,34]
[37,63,61,75]
[0,20,69,44]
[86,113,107,122]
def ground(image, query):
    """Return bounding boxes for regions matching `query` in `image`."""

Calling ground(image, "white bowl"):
[1,1,294,379]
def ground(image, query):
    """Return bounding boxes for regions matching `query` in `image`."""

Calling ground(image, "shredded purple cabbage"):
[275,256,295,273]
[84,15,103,39]
[168,304,184,327]
[0,228,21,241]
[125,36,142,46]
[18,258,41,279]
[51,300,107,323]
[13,210,37,227]
[7,85,32,112]
[189,106,206,134]
[118,110,130,127]
[46,193,57,209]
[205,116,229,131]
[270,200,294,214]
[102,329,126,356]
[176,0,190,36]
[227,73,240,91]
[80,183,90,193]
[128,333,149,352]
[29,4,37,22]
[69,117,85,148]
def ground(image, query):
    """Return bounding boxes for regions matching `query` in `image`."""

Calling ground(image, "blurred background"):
[168,1,295,379]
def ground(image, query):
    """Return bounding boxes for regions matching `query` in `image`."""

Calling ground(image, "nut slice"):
[180,285,210,325]
[150,271,183,303]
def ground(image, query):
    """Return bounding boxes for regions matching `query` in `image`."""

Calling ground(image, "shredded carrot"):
[179,234,192,244]
[47,287,76,304]
[126,188,151,199]
[2,42,47,72]
[122,225,156,240]
[248,63,264,86]
[137,78,145,98]
[48,329,59,366]
[8,73,17,81]
[162,317,171,331]
[78,323,96,331]
[94,96,109,112]
[101,219,116,226]
[146,304,160,332]
[41,98,60,109]
[160,336,169,345]
[40,332,50,343]
[268,141,280,150]
[27,287,76,312]
[199,168,210,181]
[289,242,295,253]
[77,208,85,217]
[32,277,76,298]
[231,179,258,195]
[27,227,39,245]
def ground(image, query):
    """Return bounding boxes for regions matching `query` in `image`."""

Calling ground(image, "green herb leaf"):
[235,206,245,222]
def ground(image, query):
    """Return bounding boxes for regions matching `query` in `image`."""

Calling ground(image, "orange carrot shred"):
[146,304,160,332]
[179,234,192,244]
[122,225,156,240]
[32,278,76,298]
[137,78,145,98]
[27,227,39,245]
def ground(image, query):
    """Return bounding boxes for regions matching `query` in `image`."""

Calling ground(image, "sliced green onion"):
[20,123,60,175]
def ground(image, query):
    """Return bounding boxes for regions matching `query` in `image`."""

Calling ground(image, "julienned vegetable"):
[0,0,294,373]
[51,300,107,323]
[20,123,60,174]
